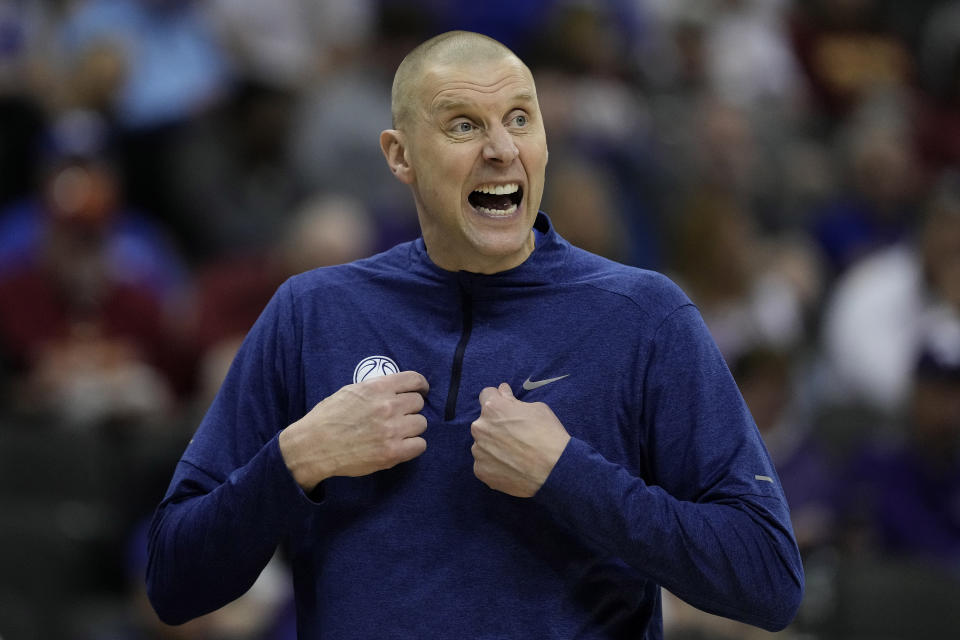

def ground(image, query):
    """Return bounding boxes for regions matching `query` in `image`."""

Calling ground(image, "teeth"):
[474,183,519,195]
[475,203,518,217]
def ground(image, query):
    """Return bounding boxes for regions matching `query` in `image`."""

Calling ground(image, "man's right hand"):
[278,371,430,491]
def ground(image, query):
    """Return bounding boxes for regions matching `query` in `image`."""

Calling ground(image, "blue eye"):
[454,121,474,133]
[513,114,527,127]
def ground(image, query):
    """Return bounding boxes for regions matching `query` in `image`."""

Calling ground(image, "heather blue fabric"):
[147,213,803,638]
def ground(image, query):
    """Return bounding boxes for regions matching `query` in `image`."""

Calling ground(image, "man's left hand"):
[470,383,571,497]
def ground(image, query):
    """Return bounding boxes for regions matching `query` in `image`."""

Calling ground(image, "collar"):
[407,212,567,296]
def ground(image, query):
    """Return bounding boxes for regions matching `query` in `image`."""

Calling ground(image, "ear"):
[380,129,414,185]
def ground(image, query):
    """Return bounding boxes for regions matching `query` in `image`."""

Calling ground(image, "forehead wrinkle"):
[429,79,537,117]
[431,70,528,90]
[432,93,534,112]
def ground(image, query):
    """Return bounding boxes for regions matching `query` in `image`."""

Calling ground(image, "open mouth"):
[468,183,523,217]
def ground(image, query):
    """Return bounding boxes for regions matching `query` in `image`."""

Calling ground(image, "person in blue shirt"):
[147,30,803,638]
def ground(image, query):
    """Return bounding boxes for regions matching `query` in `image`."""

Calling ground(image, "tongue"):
[470,191,513,210]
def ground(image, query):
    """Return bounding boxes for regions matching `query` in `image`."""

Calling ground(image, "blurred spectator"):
[57,0,230,130]
[56,0,233,256]
[0,0,60,93]
[208,0,374,88]
[789,0,913,118]
[198,0,382,262]
[0,112,190,427]
[639,3,708,95]
[810,93,921,276]
[540,157,631,263]
[288,5,423,247]
[653,92,809,237]
[821,174,960,413]
[769,135,839,231]
[669,189,821,364]
[915,1,960,176]
[702,0,803,111]
[189,193,375,409]
[527,2,663,267]
[639,6,805,245]
[528,0,642,77]
[641,0,801,109]
[0,110,188,300]
[168,80,304,261]
[841,345,960,566]
[678,97,765,202]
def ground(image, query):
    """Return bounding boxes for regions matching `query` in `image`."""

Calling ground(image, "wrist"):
[279,421,330,490]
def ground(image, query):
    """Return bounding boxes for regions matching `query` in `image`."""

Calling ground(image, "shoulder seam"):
[582,280,695,328]
[652,302,698,339]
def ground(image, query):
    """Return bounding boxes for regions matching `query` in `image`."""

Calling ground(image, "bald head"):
[391,31,523,129]
[379,30,549,274]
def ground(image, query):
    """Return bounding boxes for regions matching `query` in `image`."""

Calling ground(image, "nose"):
[482,125,519,164]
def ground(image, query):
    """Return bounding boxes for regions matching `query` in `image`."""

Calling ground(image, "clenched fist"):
[279,371,429,491]
[470,382,570,497]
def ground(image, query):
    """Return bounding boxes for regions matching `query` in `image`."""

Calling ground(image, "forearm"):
[146,435,309,624]
[535,438,804,631]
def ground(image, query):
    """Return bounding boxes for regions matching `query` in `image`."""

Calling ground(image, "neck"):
[422,231,535,274]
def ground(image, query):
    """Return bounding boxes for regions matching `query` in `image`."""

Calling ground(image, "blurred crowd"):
[0,0,959,638]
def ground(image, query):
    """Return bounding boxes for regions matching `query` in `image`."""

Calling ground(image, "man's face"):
[390,55,548,273]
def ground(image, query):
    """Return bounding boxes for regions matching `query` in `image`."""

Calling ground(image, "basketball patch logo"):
[353,355,399,383]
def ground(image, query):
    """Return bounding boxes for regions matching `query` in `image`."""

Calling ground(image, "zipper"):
[444,289,473,421]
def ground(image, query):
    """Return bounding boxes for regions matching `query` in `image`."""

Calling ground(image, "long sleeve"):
[534,304,804,631]
[146,281,313,624]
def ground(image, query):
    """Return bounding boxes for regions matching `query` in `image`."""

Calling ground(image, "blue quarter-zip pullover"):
[147,213,803,638]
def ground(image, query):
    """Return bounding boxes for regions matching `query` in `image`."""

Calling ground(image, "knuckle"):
[379,420,396,439]
[368,373,389,386]
[372,397,393,420]
[363,377,389,396]
[387,416,409,439]
[379,440,401,465]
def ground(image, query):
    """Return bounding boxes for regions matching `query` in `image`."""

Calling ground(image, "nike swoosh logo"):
[522,374,570,391]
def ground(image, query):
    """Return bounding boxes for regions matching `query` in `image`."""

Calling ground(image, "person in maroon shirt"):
[0,153,183,426]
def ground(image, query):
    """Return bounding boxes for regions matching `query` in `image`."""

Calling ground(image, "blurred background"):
[0,0,959,638]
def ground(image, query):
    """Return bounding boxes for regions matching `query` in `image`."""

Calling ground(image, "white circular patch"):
[353,355,399,383]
